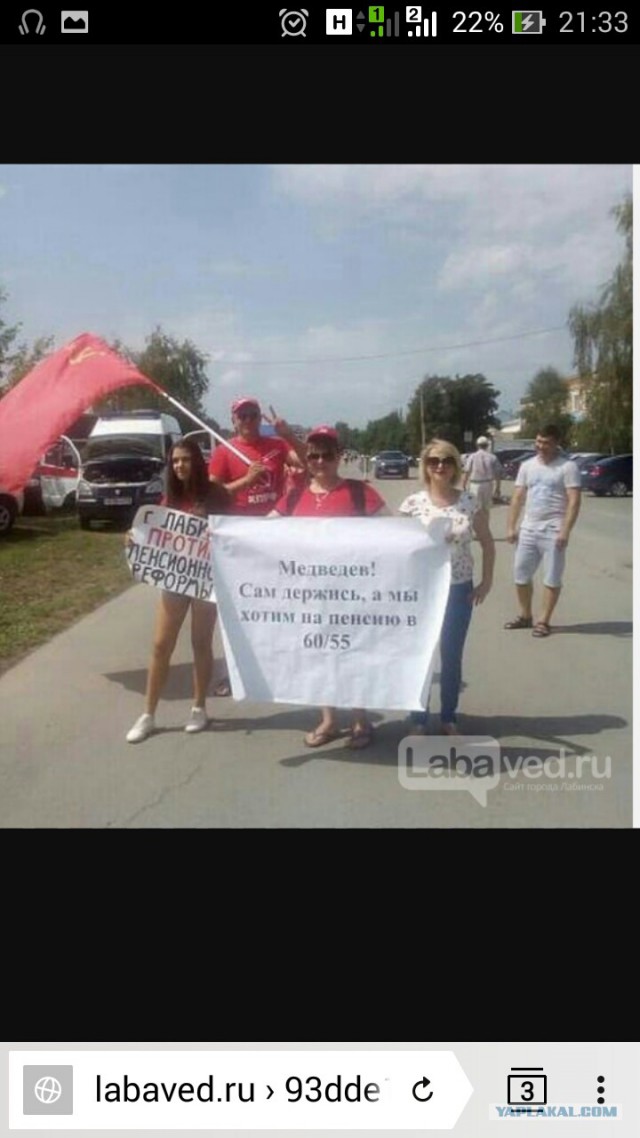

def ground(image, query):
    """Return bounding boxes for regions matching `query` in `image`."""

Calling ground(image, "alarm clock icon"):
[280,9,308,36]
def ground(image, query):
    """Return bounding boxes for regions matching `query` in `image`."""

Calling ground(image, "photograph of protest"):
[0,164,633,827]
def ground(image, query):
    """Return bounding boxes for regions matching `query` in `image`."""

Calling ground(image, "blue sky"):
[0,164,632,430]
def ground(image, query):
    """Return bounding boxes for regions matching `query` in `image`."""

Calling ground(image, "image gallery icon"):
[61,11,89,32]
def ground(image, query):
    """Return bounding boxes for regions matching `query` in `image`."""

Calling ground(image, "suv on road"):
[76,410,182,529]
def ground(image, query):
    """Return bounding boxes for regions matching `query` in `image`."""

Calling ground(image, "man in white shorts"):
[504,424,581,638]
[463,436,502,510]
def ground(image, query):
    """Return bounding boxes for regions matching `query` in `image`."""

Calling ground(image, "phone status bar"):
[3,6,636,43]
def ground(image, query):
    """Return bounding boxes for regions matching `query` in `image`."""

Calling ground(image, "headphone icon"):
[19,9,46,34]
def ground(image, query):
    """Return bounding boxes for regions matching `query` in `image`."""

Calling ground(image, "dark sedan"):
[581,454,633,496]
[501,450,536,479]
[570,452,609,470]
[374,450,410,478]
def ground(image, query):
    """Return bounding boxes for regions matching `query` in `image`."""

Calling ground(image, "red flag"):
[0,332,163,494]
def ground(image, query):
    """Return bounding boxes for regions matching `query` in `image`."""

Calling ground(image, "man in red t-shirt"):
[209,397,305,516]
[208,396,305,696]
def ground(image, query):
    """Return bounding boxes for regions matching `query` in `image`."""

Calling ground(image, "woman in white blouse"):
[399,439,495,734]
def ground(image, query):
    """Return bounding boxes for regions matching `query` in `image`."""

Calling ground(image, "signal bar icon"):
[407,10,438,37]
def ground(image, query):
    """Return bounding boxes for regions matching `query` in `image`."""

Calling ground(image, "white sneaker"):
[185,706,208,733]
[126,712,155,743]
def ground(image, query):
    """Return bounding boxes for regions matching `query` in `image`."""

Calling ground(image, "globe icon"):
[34,1076,62,1104]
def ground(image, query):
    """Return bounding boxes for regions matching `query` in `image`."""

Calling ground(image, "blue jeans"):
[412,579,474,727]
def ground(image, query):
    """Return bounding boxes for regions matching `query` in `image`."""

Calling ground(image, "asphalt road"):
[0,470,633,827]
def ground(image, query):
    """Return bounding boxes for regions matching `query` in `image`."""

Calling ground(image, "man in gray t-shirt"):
[504,425,581,637]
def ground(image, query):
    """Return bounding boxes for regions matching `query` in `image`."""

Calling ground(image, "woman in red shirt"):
[271,426,388,750]
[126,438,229,743]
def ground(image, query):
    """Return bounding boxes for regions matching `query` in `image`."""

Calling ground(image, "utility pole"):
[420,388,426,448]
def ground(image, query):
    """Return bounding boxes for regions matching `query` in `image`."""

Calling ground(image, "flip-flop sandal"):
[504,615,533,629]
[348,726,375,750]
[439,723,458,736]
[214,678,232,697]
[532,622,551,637]
[304,727,341,748]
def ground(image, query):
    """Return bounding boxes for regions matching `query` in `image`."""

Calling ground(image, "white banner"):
[208,516,452,710]
[126,505,217,600]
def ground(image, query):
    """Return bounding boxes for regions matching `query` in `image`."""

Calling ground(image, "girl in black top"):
[126,438,229,743]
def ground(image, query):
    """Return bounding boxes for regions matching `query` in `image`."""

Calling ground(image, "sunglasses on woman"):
[425,456,456,468]
[307,451,338,461]
[236,410,259,420]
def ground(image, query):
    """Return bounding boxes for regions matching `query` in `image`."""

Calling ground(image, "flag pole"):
[155,388,251,465]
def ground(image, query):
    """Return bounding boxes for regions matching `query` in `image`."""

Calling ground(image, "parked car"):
[374,450,410,478]
[76,410,180,529]
[568,452,609,475]
[501,450,536,479]
[182,429,213,465]
[0,485,24,535]
[581,454,633,496]
[25,436,82,514]
[494,447,536,470]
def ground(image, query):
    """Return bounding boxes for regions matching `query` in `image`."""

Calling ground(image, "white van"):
[76,410,182,530]
[87,410,182,460]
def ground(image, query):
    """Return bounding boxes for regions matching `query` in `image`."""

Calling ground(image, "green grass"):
[0,513,133,674]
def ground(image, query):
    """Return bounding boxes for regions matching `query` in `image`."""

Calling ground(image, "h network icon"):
[23,1066,74,1115]
[326,8,353,34]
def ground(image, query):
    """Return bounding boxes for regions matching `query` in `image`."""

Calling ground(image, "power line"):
[236,324,567,366]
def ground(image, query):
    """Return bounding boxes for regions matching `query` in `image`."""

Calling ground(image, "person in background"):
[462,435,503,510]
[208,396,305,695]
[126,438,230,743]
[399,438,495,735]
[270,426,388,750]
[504,424,581,638]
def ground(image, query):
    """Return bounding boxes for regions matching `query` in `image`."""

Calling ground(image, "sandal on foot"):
[348,725,374,750]
[214,677,232,697]
[532,621,551,637]
[439,722,458,736]
[304,726,341,748]
[504,615,533,629]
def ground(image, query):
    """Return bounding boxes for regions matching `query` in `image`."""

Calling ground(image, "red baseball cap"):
[231,397,261,415]
[306,425,339,444]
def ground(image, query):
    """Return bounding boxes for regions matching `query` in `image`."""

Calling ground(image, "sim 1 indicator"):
[369,6,384,34]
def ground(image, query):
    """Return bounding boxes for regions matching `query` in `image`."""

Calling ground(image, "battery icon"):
[512,11,546,33]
